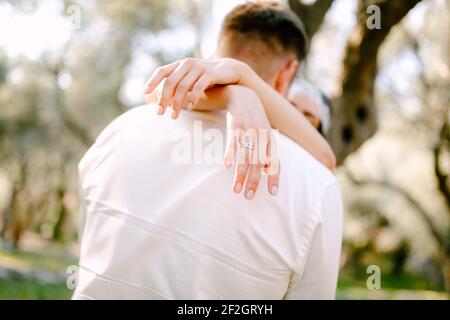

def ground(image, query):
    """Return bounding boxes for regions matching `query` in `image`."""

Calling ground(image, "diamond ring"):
[241,142,254,151]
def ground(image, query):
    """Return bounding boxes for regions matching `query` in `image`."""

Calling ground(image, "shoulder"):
[102,104,159,133]
[97,105,225,138]
[278,134,337,187]
[277,134,340,215]
[78,105,156,181]
[78,105,220,179]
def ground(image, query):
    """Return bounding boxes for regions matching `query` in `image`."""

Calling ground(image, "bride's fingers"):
[267,167,280,196]
[232,129,250,193]
[244,164,261,200]
[158,61,195,114]
[224,113,241,169]
[224,129,238,169]
[267,146,281,196]
[264,130,280,196]
[186,73,212,109]
[262,132,272,174]
[171,67,204,119]
[144,60,180,95]
[241,128,258,166]
[256,129,271,168]
[233,162,249,194]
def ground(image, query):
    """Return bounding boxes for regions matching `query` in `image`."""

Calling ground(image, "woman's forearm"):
[239,64,336,171]
[185,59,336,170]
[142,59,336,170]
[195,79,337,171]
[145,82,229,112]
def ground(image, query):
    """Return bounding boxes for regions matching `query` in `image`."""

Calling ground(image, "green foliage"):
[0,278,71,300]
[0,0,448,298]
[0,0,202,246]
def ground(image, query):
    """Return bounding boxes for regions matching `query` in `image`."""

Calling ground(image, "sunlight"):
[0,0,72,59]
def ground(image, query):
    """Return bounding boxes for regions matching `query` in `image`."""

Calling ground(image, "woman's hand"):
[223,85,280,200]
[143,59,281,199]
[144,57,248,119]
[143,57,335,172]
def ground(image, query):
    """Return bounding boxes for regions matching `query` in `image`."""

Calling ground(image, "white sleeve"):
[284,181,343,300]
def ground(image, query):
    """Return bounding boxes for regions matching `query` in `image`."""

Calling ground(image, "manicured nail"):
[246,189,255,200]
[234,183,242,193]
[171,110,178,119]
[188,102,193,110]
[271,185,278,196]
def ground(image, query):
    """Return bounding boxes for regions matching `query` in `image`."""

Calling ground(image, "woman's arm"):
[146,83,280,199]
[144,58,336,171]
[199,84,336,171]
[238,64,336,171]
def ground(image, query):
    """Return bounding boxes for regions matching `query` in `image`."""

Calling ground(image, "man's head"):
[215,1,308,96]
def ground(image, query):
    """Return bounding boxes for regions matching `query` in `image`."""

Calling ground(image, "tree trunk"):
[329,0,423,164]
[433,116,450,209]
[52,186,68,241]
[289,0,335,39]
[290,0,423,163]
[441,255,450,294]
[0,161,27,243]
[0,184,19,240]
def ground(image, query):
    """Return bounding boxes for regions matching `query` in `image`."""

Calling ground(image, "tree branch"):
[289,0,335,39]
[329,0,423,164]
[52,70,93,148]
[345,169,448,251]
[45,42,94,148]
[433,115,450,210]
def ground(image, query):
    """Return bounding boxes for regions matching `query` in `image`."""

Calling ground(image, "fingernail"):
[171,111,178,119]
[157,105,163,115]
[271,185,278,196]
[188,102,193,110]
[234,183,242,193]
[246,189,255,200]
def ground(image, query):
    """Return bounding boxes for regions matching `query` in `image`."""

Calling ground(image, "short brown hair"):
[220,1,309,61]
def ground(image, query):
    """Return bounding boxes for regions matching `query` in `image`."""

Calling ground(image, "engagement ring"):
[241,142,255,151]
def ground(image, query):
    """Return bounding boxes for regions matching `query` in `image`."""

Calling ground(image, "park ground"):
[0,243,448,300]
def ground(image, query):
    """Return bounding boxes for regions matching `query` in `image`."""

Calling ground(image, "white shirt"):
[73,104,343,300]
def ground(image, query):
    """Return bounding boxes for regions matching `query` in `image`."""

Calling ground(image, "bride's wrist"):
[234,60,256,88]
[226,85,259,114]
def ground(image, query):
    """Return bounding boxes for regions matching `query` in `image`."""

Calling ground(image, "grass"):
[0,278,72,300]
[338,269,440,292]
[0,250,76,274]
[0,247,76,300]
[336,266,449,300]
[0,248,448,300]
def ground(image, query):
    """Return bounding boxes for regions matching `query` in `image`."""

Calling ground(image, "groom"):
[74,1,343,300]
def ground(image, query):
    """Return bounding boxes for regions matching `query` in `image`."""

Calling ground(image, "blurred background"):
[0,0,449,300]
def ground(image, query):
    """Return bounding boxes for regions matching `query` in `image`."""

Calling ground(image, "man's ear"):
[274,59,299,96]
